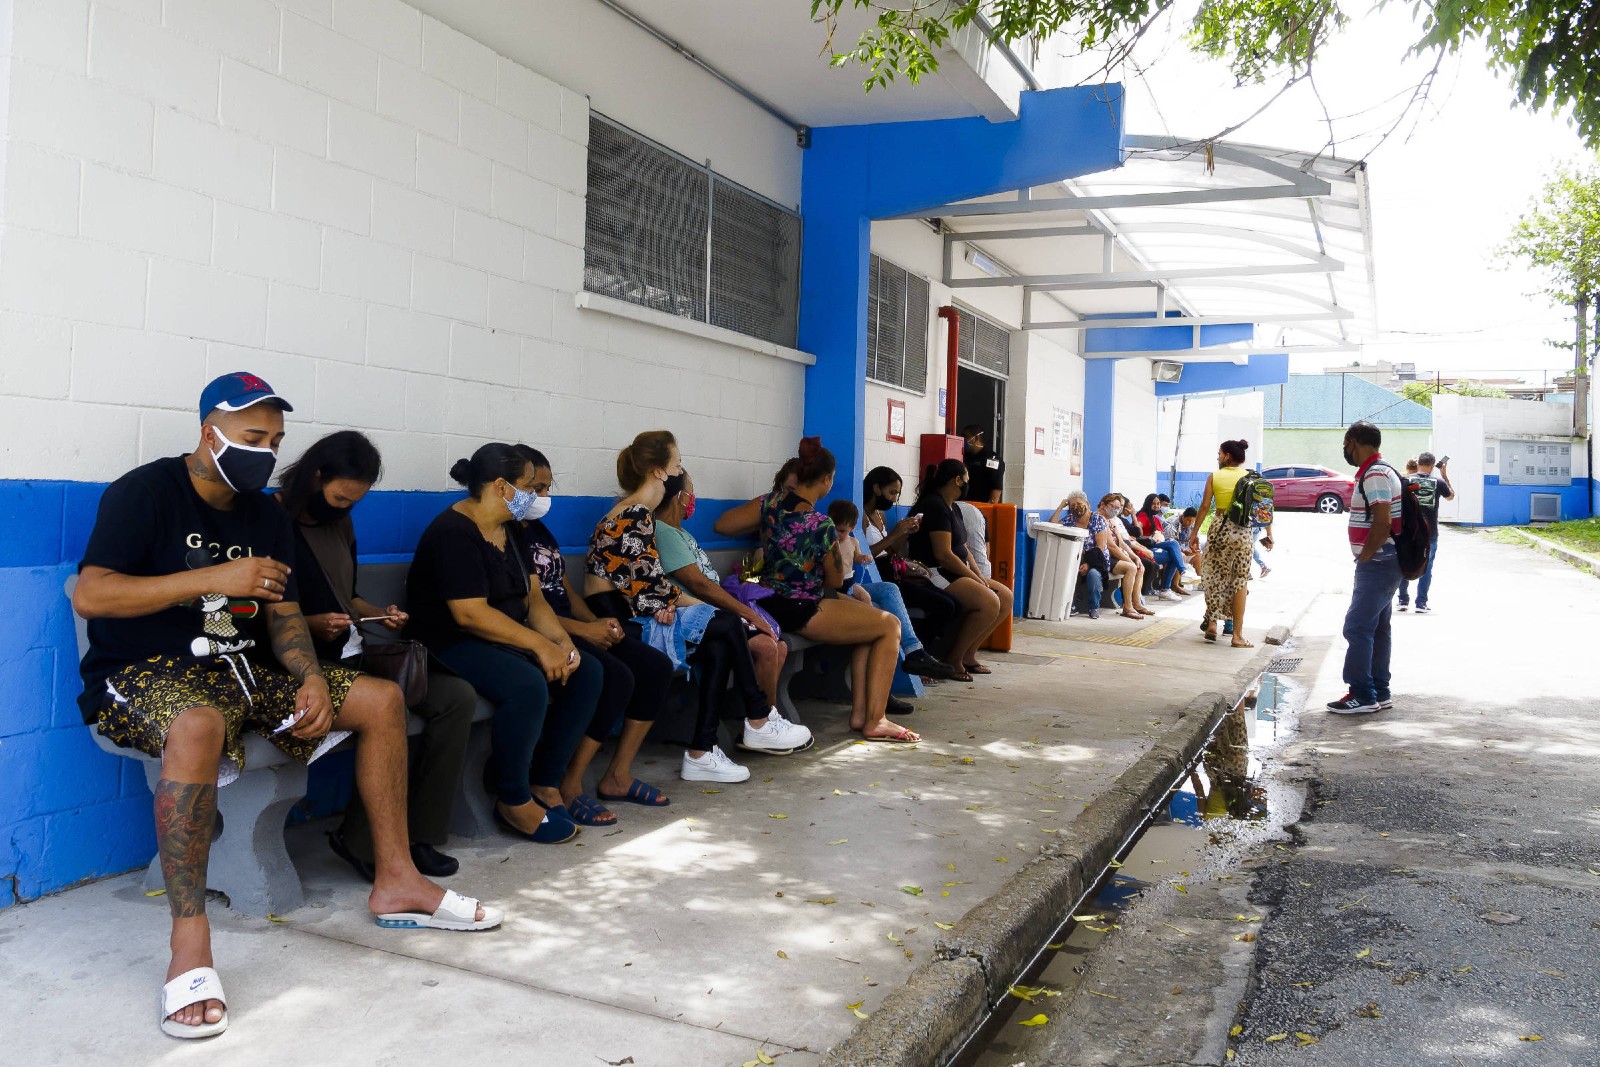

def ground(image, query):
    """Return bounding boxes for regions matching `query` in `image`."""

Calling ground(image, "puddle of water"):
[953,670,1299,1067]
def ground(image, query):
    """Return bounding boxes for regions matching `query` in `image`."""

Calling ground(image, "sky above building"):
[1050,2,1589,383]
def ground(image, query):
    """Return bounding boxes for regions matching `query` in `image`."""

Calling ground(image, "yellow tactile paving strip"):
[1013,617,1190,648]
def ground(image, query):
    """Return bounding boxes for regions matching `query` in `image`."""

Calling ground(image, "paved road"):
[989,521,1600,1067]
[1232,525,1600,1065]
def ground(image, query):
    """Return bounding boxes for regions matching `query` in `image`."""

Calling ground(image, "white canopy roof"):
[896,135,1378,362]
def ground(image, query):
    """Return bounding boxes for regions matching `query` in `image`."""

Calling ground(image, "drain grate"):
[1264,656,1303,673]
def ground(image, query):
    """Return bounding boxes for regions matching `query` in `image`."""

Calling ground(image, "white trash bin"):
[1026,521,1087,621]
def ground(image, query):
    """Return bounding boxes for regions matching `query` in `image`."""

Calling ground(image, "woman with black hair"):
[1135,492,1189,599]
[906,459,1011,681]
[1192,438,1268,647]
[405,444,604,845]
[277,431,477,881]
[861,465,961,661]
[760,438,916,742]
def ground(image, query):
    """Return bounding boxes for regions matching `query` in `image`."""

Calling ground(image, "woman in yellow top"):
[1191,439,1273,647]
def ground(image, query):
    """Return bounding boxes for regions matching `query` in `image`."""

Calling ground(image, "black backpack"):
[1358,461,1434,580]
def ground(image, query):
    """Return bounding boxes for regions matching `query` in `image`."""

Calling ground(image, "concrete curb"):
[1506,527,1600,578]
[819,691,1233,1067]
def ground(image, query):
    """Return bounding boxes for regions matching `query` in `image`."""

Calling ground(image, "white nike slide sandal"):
[160,966,228,1039]
[374,889,503,932]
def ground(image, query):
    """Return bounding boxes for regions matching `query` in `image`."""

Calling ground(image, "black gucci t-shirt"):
[77,456,299,723]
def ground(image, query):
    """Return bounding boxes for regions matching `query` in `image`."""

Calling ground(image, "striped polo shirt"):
[1348,455,1402,558]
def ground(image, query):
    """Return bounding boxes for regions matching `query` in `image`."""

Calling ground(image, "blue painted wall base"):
[0,478,753,906]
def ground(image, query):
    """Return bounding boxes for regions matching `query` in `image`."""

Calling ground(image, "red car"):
[1260,465,1355,514]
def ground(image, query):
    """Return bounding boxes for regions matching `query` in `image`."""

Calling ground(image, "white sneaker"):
[1156,589,1180,601]
[681,745,751,783]
[739,707,814,755]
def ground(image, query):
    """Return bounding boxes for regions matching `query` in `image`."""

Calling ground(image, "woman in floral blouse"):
[759,437,918,743]
[583,431,811,784]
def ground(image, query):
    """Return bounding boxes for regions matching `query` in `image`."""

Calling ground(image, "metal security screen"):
[585,115,800,347]
[956,306,1011,377]
[866,254,929,393]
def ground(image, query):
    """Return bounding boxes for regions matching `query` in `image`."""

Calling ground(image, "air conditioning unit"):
[1529,493,1561,523]
[1152,360,1183,384]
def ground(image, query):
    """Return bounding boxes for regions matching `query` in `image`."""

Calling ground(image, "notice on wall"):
[1051,407,1069,460]
[1071,412,1083,476]
[1033,426,1045,455]
[886,398,906,444]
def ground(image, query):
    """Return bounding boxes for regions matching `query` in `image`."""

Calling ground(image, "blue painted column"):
[1083,360,1117,501]
[798,87,1125,501]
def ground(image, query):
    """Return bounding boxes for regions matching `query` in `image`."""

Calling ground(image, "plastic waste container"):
[1026,521,1087,622]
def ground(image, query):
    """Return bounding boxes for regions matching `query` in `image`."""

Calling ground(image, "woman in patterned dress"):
[1191,439,1267,648]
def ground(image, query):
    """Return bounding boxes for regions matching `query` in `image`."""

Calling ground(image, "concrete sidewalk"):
[2,515,1335,1067]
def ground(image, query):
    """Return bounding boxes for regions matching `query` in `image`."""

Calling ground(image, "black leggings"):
[687,610,769,751]
[895,579,962,658]
[571,631,673,742]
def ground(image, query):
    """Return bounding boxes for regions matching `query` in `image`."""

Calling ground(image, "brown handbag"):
[358,637,429,705]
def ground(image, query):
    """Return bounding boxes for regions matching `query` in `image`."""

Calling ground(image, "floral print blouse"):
[759,491,838,602]
[584,503,679,616]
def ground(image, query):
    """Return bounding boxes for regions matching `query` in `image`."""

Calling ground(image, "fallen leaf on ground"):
[1355,947,1371,959]
[832,789,843,796]
[996,857,1009,863]
[804,898,837,905]
[1520,1035,1544,1042]
[144,889,166,897]
[768,813,788,819]
[1046,942,1065,949]
[1230,1025,1244,1037]
[1226,1050,1236,1061]
[1265,1033,1288,1043]
[701,789,722,794]
[1337,894,1367,910]
[1087,990,1119,999]
[828,839,848,846]
[266,914,289,923]
[1163,924,1193,937]
[1018,1014,1049,1027]
[756,1053,776,1065]
[1454,965,1474,973]
[1235,933,1257,942]
[935,922,956,930]
[1293,982,1316,988]
[901,886,923,896]
[776,951,788,960]
[1072,914,1103,922]
[886,933,902,944]
[1541,969,1567,978]
[1175,884,1189,894]
[960,757,976,765]
[1295,1033,1319,1047]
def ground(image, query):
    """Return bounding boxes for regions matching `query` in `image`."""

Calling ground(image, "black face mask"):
[209,427,277,495]
[1343,443,1358,467]
[306,491,351,524]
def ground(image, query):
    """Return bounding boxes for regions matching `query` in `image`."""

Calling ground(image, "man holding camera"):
[1397,451,1453,614]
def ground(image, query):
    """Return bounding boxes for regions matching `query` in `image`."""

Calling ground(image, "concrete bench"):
[65,567,497,918]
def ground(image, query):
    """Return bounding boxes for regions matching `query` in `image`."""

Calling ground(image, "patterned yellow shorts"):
[98,654,361,784]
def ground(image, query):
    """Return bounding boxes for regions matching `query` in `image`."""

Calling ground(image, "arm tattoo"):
[267,603,325,684]
[154,780,217,919]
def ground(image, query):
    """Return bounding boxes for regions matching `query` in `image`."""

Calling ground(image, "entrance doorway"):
[957,364,1006,459]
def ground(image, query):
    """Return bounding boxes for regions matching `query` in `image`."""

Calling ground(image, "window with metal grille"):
[956,306,1011,377]
[584,115,800,347]
[866,254,929,393]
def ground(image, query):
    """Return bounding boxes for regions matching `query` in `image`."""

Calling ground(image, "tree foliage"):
[1500,164,1600,308]
[1400,380,1509,409]
[811,0,1600,146]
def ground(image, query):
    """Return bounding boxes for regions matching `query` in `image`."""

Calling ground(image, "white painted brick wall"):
[0,0,804,501]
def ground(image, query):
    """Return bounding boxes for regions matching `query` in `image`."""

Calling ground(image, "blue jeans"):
[864,581,922,656]
[1342,548,1403,705]
[433,638,604,806]
[1076,567,1104,613]
[1397,536,1439,607]
[1148,541,1185,590]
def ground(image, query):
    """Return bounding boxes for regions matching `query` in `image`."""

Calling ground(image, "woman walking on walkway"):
[1192,439,1268,648]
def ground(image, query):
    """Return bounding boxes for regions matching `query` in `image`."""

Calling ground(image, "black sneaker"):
[328,829,376,883]
[1396,602,1409,612]
[1414,605,1431,615]
[903,649,958,679]
[886,694,917,716]
[1326,693,1381,715]
[410,841,459,877]
[1375,696,1395,710]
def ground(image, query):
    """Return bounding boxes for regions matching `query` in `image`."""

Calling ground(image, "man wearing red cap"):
[73,373,502,1041]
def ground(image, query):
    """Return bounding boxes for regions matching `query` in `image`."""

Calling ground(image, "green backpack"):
[1225,471,1275,529]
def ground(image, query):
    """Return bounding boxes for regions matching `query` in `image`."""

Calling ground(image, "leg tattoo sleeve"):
[154,779,218,919]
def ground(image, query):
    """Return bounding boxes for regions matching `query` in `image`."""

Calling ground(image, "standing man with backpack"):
[1329,421,1405,715]
[1396,452,1453,614]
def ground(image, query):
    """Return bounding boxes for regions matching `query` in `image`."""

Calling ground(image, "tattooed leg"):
[159,707,226,1028]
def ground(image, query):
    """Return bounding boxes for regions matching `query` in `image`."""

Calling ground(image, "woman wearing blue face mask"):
[509,443,676,824]
[405,443,603,845]
[277,431,480,882]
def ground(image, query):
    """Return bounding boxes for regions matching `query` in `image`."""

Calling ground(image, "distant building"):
[1248,374,1433,471]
